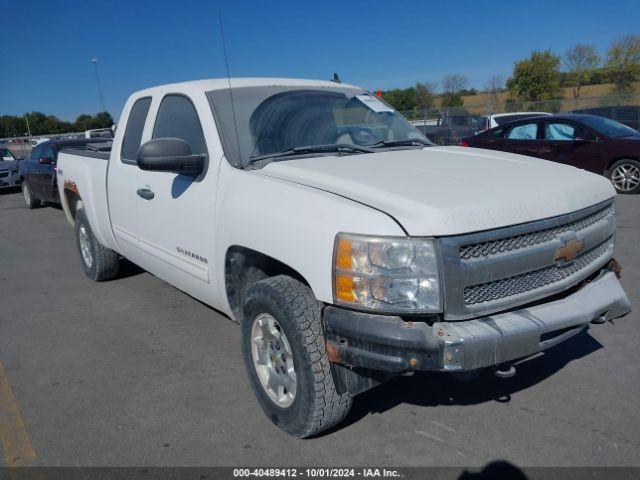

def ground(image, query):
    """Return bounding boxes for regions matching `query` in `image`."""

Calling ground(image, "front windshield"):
[207,85,429,167]
[579,115,638,138]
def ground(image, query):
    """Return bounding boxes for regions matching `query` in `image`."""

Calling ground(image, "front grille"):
[463,238,613,306]
[459,203,614,260]
[0,171,8,178]
[438,200,616,320]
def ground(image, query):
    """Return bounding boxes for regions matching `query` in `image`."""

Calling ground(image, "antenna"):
[218,13,243,167]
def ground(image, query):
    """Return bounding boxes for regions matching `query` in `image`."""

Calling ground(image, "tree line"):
[382,34,640,114]
[0,111,114,139]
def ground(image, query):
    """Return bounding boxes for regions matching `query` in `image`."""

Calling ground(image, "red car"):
[462,113,640,194]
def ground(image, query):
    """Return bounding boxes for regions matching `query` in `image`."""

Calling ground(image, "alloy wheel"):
[611,164,640,192]
[250,312,297,408]
[78,224,93,269]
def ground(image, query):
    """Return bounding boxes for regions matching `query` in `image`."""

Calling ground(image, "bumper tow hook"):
[493,364,516,379]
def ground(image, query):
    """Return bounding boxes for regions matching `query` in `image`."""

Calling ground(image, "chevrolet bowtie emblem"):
[555,238,584,262]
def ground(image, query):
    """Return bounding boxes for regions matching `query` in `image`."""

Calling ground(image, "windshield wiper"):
[249,143,374,164]
[369,138,432,148]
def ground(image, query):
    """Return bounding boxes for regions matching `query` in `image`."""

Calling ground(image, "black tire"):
[231,266,267,323]
[608,158,640,194]
[75,208,120,281]
[22,181,40,209]
[241,275,352,438]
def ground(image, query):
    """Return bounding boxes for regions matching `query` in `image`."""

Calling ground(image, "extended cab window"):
[121,97,152,163]
[507,123,538,140]
[153,95,206,155]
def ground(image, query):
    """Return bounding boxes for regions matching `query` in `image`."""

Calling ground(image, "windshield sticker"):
[355,95,393,113]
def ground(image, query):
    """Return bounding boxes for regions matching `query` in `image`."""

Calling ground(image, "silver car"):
[0,148,21,190]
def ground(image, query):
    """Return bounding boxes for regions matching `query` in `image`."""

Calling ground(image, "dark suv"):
[22,139,110,209]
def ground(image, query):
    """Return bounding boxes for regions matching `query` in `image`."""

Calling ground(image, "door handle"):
[136,187,155,200]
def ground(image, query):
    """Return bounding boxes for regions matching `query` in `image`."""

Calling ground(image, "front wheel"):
[23,182,40,209]
[241,275,352,438]
[75,208,120,281]
[608,159,640,194]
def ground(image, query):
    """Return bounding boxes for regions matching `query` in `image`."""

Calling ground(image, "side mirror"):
[137,138,205,176]
[38,156,53,165]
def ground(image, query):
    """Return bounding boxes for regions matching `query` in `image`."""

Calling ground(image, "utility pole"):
[91,57,107,113]
[24,114,32,138]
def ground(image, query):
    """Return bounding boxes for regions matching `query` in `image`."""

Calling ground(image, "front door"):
[33,143,55,200]
[134,93,221,302]
[541,121,602,173]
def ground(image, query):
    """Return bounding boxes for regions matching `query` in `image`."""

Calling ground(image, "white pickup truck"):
[57,78,631,437]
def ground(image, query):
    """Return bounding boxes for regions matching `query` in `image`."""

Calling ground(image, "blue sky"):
[2,0,639,121]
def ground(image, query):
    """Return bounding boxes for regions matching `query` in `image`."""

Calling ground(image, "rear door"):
[107,96,153,262]
[23,144,41,187]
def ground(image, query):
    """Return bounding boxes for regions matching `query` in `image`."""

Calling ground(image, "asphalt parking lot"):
[0,189,638,468]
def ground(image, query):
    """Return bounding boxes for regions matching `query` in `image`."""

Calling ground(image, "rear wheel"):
[22,182,40,209]
[75,208,120,281]
[609,159,640,194]
[241,275,352,437]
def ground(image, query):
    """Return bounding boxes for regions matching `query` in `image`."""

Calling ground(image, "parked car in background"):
[1,147,16,161]
[572,105,640,131]
[476,112,551,132]
[22,138,111,208]
[411,113,479,145]
[55,78,630,437]
[462,113,640,194]
[0,148,20,190]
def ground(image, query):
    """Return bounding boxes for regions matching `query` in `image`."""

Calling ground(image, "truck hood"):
[258,146,615,236]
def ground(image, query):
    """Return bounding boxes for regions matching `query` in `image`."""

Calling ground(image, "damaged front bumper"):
[323,268,631,380]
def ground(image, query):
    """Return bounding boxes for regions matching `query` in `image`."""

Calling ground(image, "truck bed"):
[57,149,119,252]
[63,141,113,160]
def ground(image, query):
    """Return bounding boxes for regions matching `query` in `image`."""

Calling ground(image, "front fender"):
[214,161,405,313]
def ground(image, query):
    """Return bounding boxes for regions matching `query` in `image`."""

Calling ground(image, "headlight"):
[333,233,441,313]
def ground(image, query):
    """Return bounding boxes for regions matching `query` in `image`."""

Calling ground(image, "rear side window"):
[153,95,206,155]
[121,97,152,163]
[507,123,538,140]
[490,127,506,138]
